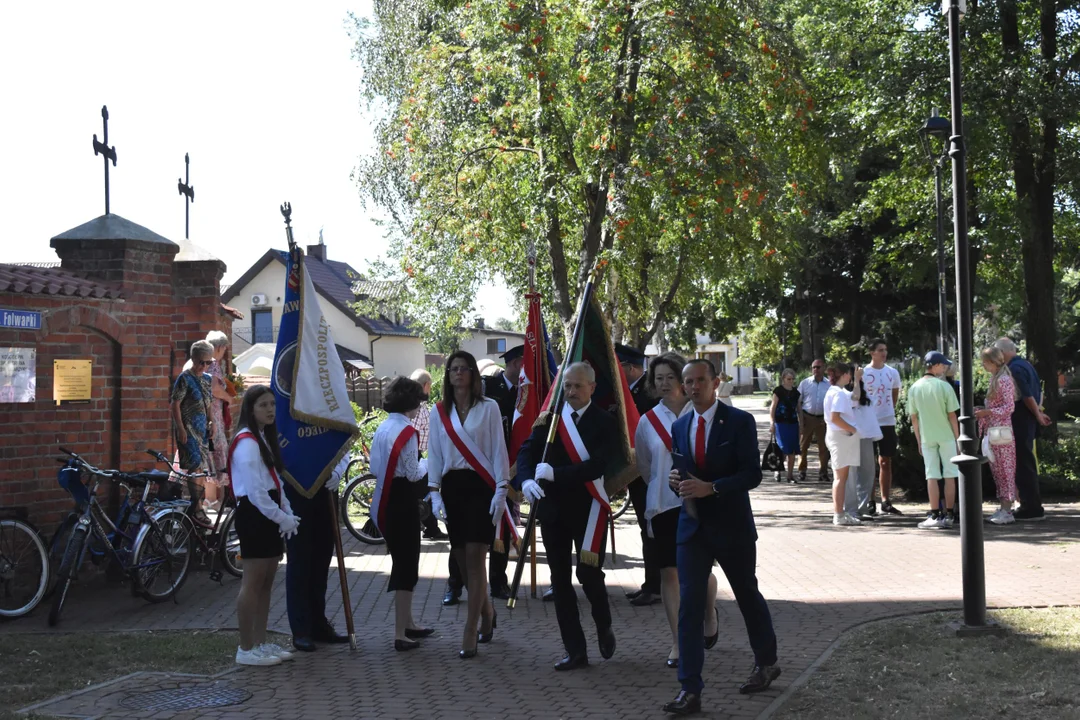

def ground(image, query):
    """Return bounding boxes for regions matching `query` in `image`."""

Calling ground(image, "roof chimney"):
[475,317,485,329]
[307,242,326,262]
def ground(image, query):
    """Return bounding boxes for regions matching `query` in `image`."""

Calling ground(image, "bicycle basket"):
[58,460,91,507]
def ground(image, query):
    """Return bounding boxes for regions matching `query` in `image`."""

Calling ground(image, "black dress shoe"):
[704,608,719,650]
[423,527,448,540]
[598,627,616,659]
[630,591,661,607]
[542,586,556,602]
[625,588,644,600]
[443,587,462,606]
[666,657,679,669]
[313,626,349,644]
[395,639,420,651]
[404,627,434,639]
[554,653,588,671]
[490,585,511,600]
[292,636,316,652]
[739,665,782,694]
[662,691,701,715]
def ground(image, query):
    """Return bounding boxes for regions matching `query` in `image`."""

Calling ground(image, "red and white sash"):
[556,403,609,567]
[435,403,519,553]
[371,420,417,537]
[644,408,673,453]
[227,430,283,508]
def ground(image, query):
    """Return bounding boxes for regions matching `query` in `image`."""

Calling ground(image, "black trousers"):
[284,484,335,638]
[627,477,660,593]
[1012,409,1043,510]
[542,501,612,658]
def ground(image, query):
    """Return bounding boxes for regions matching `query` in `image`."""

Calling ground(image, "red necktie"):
[695,416,707,470]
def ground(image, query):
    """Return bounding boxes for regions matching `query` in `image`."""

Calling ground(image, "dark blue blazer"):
[671,402,762,547]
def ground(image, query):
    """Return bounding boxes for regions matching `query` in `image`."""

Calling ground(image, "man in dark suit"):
[519,362,618,671]
[444,345,525,605]
[662,358,780,716]
[616,342,662,606]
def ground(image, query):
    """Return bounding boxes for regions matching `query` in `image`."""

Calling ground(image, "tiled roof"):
[0,264,124,299]
[51,214,178,248]
[353,279,404,301]
[220,303,244,320]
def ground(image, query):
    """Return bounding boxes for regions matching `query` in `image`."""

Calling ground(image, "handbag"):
[988,425,1014,446]
[762,433,784,472]
[981,434,995,463]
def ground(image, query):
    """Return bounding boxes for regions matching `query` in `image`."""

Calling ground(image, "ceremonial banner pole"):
[275,203,359,652]
[507,270,597,609]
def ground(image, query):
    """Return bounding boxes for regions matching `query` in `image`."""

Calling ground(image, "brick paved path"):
[11,397,1080,719]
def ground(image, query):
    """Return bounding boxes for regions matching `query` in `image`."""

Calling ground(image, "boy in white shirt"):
[862,339,903,515]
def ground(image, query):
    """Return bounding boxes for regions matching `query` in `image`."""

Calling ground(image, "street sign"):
[0,309,42,330]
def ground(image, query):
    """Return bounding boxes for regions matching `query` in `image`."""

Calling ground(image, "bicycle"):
[49,448,195,627]
[145,449,243,580]
[0,507,50,619]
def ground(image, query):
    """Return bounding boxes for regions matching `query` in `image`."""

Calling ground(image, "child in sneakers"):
[908,352,960,529]
[824,362,861,526]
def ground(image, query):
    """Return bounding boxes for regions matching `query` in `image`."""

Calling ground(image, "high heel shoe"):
[459,647,478,659]
[404,627,434,639]
[666,657,679,669]
[395,639,420,652]
[478,609,497,644]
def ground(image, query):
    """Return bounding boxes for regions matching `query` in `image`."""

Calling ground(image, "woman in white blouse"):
[634,353,719,668]
[370,377,432,651]
[427,351,510,659]
[824,363,861,526]
[229,385,301,667]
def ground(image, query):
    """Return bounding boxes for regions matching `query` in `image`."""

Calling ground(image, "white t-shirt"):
[824,385,857,434]
[853,404,883,441]
[862,363,902,426]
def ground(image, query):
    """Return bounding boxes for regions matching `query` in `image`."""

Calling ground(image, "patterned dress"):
[172,371,214,472]
[979,373,1017,502]
[207,359,230,482]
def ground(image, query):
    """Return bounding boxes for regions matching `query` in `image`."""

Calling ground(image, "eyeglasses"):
[448,366,472,374]
[195,359,213,367]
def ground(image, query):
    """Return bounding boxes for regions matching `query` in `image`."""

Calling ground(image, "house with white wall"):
[221,242,425,379]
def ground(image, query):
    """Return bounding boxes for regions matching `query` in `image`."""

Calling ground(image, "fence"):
[347,373,392,412]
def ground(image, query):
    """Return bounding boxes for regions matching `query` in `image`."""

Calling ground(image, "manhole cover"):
[119,683,251,711]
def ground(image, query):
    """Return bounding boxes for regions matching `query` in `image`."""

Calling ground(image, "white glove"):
[521,479,545,503]
[428,490,447,521]
[417,457,429,480]
[489,484,509,527]
[535,463,554,482]
[278,513,300,539]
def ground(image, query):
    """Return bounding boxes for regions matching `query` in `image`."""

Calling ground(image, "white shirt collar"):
[504,372,515,390]
[693,400,719,423]
[569,400,591,418]
[629,374,643,391]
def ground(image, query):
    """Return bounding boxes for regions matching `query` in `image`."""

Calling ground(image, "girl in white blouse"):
[229,385,300,667]
[370,377,432,651]
[427,351,510,659]
[634,353,719,668]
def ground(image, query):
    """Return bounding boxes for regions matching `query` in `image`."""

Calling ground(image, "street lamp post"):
[920,111,951,356]
[943,0,1000,637]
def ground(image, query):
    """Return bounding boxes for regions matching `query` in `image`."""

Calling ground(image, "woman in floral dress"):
[976,346,1017,525]
[172,340,215,521]
[205,331,233,507]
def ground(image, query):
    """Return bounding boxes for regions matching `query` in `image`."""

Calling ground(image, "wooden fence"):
[346,372,392,412]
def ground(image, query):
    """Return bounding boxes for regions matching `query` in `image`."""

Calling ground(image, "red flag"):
[509,293,554,467]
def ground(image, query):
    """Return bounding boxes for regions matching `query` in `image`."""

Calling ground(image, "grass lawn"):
[776,607,1080,719]
[0,630,262,719]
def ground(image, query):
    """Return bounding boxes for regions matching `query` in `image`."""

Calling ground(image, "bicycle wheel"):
[342,474,385,545]
[47,514,78,595]
[217,510,243,578]
[609,488,631,520]
[48,524,88,627]
[0,519,50,618]
[132,511,194,603]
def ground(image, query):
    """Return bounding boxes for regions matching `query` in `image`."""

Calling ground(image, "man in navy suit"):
[662,359,780,716]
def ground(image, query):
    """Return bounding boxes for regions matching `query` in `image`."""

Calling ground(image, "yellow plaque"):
[53,359,93,405]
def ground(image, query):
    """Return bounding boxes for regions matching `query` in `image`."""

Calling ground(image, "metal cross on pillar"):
[92,106,118,215]
[178,153,195,239]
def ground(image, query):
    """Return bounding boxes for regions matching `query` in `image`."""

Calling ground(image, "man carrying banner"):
[616,343,662,606]
[271,208,358,654]
[518,362,618,671]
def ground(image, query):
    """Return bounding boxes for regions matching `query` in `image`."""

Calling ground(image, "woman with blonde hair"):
[975,346,1018,525]
[204,330,233,509]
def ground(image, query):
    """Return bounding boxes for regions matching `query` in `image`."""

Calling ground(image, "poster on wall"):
[54,359,92,405]
[0,347,36,403]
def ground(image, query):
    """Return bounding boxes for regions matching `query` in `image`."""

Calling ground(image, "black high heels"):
[478,609,498,644]
[459,647,478,659]
[395,639,420,652]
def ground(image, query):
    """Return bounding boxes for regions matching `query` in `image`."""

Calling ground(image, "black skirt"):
[384,477,422,592]
[442,469,495,549]
[235,491,285,559]
[650,507,680,569]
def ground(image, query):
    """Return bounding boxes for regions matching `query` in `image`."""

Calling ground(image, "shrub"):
[1037,416,1080,497]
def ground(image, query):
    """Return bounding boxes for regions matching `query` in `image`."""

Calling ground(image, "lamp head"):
[919,111,951,163]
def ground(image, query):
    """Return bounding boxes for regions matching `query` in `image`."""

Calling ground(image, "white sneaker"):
[918,512,945,529]
[940,513,955,529]
[833,513,861,526]
[258,642,294,661]
[990,510,1015,525]
[236,646,282,666]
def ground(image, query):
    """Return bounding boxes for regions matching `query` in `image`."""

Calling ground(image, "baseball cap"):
[924,351,952,367]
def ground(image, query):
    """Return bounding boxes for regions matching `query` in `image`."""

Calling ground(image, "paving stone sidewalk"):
[9,397,1080,719]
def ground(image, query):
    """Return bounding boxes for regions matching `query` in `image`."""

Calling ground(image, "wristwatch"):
[711,481,721,496]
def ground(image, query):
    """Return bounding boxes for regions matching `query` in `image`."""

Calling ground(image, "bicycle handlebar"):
[57,447,115,479]
[144,448,211,480]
